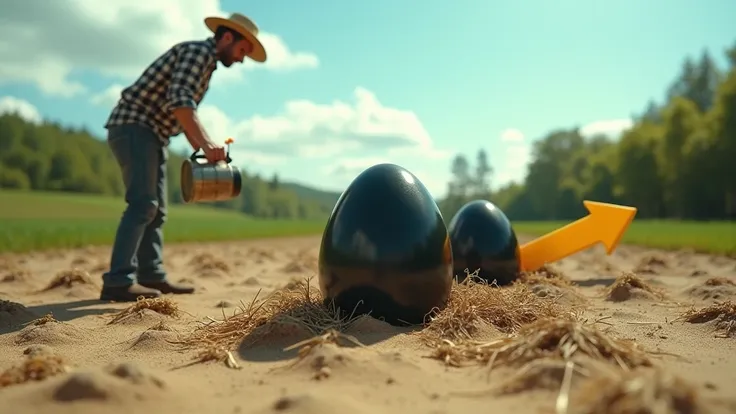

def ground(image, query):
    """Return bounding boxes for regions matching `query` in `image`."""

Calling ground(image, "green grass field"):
[0,190,326,253]
[513,221,735,256]
[0,190,733,255]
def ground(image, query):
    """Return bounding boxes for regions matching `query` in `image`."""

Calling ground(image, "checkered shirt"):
[104,37,218,146]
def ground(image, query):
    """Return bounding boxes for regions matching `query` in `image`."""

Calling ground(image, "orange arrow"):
[519,200,638,272]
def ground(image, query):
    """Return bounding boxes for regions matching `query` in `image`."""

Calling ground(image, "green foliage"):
[0,115,341,220]
[440,42,736,230]
[0,190,326,253]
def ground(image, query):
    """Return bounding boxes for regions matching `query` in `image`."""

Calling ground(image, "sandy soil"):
[1,235,735,414]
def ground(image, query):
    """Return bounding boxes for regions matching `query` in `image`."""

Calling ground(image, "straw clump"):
[0,349,70,388]
[108,296,181,325]
[424,272,578,341]
[179,277,357,352]
[30,313,58,326]
[517,264,573,288]
[573,367,706,414]
[41,269,94,291]
[428,317,653,370]
[679,301,736,338]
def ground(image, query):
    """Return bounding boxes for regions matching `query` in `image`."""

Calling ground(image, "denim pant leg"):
[102,124,165,287]
[136,145,168,283]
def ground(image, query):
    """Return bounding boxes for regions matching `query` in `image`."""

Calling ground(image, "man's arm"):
[166,45,213,151]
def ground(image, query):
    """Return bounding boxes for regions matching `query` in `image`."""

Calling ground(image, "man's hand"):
[201,140,227,163]
[172,107,226,161]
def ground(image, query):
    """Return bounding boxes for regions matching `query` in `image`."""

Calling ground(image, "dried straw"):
[40,269,94,291]
[679,300,736,338]
[0,351,70,388]
[517,264,574,288]
[177,277,360,351]
[423,271,579,341]
[108,296,182,325]
[427,317,653,370]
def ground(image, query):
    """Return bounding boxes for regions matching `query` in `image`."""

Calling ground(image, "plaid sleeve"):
[166,44,213,111]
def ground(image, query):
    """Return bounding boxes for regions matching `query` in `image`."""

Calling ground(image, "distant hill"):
[280,182,342,208]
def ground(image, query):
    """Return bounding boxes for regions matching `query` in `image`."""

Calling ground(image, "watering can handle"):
[189,138,234,163]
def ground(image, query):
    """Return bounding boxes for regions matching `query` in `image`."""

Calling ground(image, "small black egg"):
[318,163,453,326]
[447,199,521,285]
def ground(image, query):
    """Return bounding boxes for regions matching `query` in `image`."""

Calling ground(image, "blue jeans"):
[102,124,168,287]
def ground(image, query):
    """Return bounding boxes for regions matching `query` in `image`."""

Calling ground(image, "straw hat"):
[204,13,267,63]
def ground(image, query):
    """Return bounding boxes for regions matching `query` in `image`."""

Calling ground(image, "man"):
[100,13,267,302]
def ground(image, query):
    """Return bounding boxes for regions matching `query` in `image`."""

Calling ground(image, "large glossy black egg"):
[447,199,521,286]
[318,163,453,326]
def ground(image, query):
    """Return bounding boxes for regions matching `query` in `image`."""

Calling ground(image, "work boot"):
[100,283,162,302]
[138,280,195,295]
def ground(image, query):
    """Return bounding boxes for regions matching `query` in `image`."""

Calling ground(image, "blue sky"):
[0,0,734,197]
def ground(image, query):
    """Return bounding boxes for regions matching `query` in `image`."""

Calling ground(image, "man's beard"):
[218,45,235,67]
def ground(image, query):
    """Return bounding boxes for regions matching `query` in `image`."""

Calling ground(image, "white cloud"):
[90,84,125,108]
[579,118,633,138]
[160,86,450,197]
[0,0,319,98]
[194,86,448,162]
[494,127,532,189]
[500,128,524,142]
[0,96,43,124]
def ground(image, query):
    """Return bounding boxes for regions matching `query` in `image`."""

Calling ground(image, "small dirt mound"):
[243,277,260,286]
[70,256,90,267]
[279,330,364,380]
[528,283,587,306]
[632,254,669,275]
[108,297,182,325]
[684,278,736,302]
[517,264,573,288]
[247,247,276,262]
[705,277,736,287]
[281,260,312,274]
[573,367,706,414]
[428,317,653,369]
[679,301,736,338]
[14,317,87,346]
[0,300,38,329]
[125,329,178,352]
[281,276,308,290]
[0,349,70,388]
[259,392,369,414]
[1,267,32,283]
[51,362,166,402]
[605,272,666,302]
[215,300,234,308]
[40,268,95,291]
[189,253,230,277]
[281,250,317,274]
[489,358,573,395]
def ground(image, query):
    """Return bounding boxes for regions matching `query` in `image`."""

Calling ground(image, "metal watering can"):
[180,138,242,203]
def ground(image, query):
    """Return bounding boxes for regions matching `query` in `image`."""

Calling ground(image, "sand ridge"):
[1,234,735,414]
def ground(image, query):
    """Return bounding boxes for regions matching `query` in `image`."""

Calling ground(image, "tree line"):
[439,41,736,222]
[0,115,336,220]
